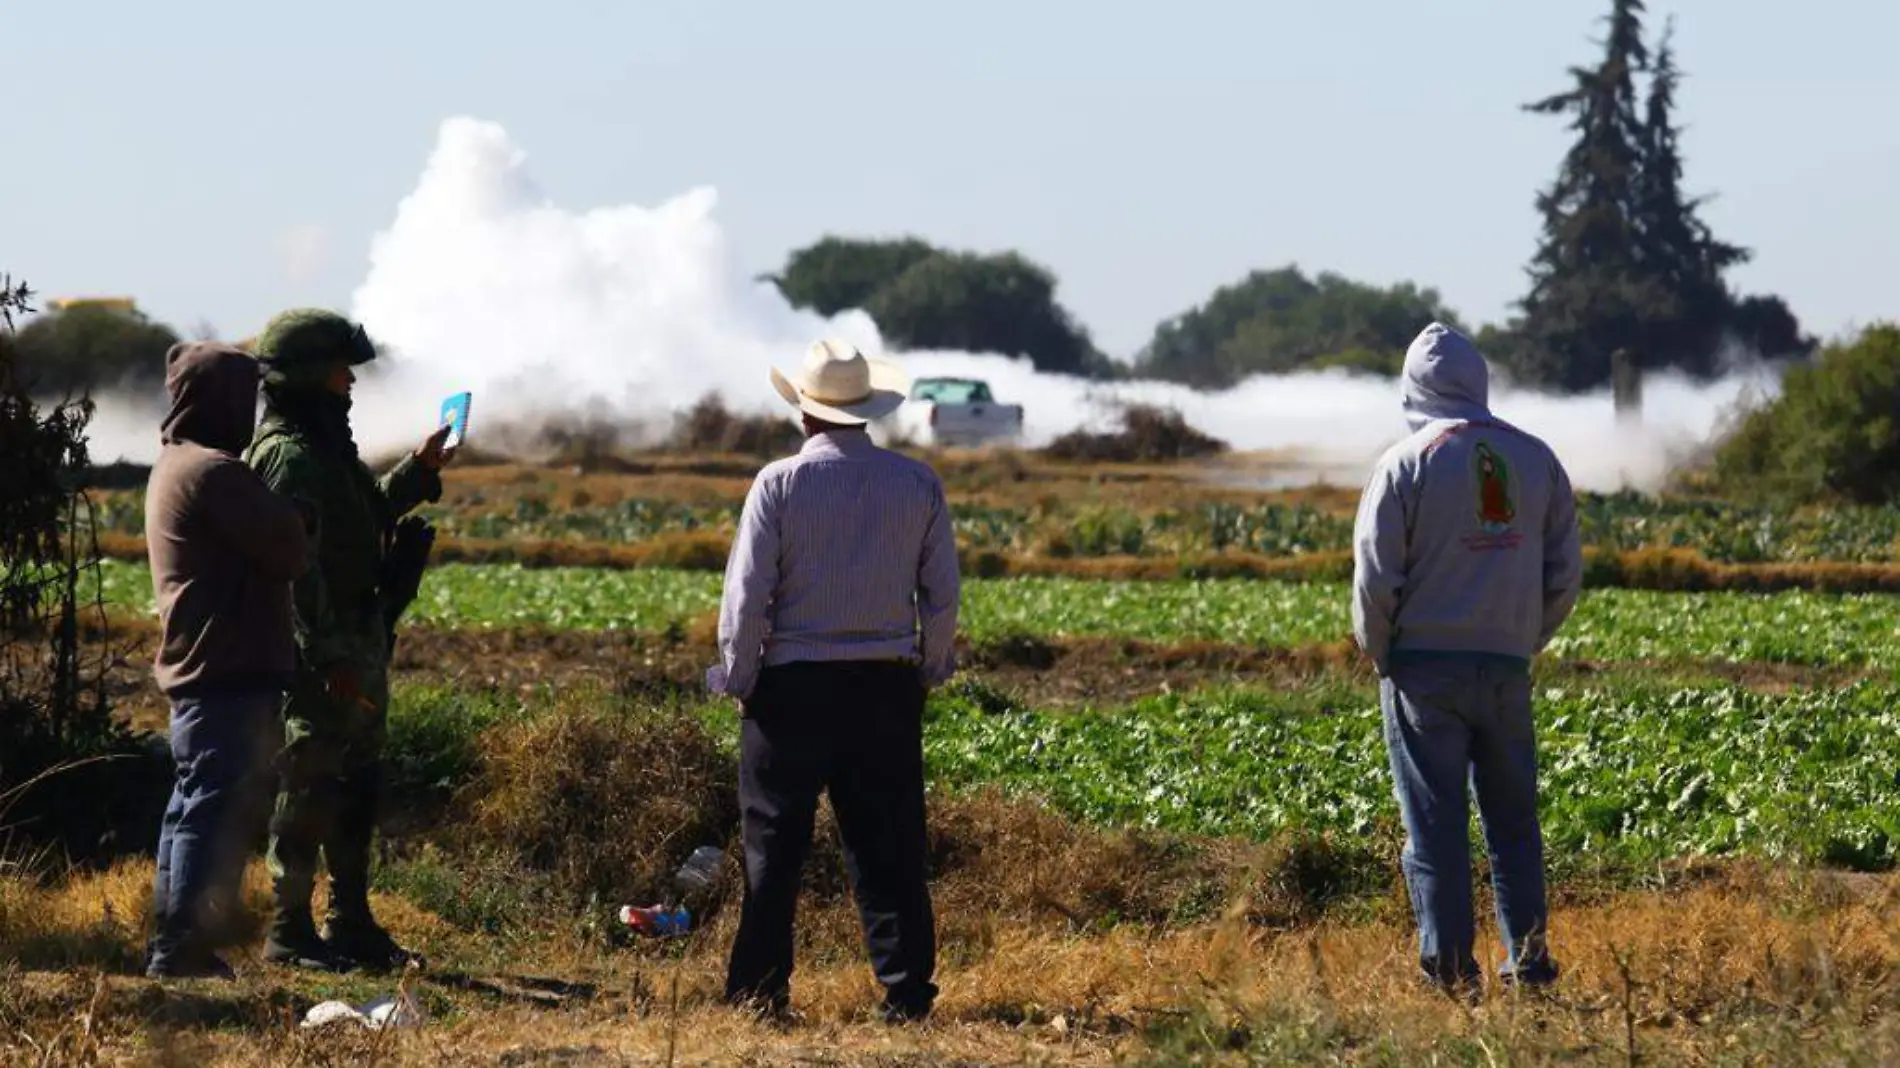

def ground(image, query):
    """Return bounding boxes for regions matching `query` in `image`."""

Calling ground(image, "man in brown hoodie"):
[144,342,311,979]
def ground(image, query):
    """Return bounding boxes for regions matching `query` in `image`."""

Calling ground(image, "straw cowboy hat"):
[770,339,910,425]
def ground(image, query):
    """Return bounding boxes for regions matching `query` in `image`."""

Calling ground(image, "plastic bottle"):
[674,845,724,898]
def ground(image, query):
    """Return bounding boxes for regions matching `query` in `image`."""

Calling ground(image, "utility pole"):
[1611,348,1643,423]
[1610,348,1643,490]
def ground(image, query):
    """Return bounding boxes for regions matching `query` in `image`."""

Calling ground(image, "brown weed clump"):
[923,790,1393,932]
[666,394,801,457]
[463,699,738,911]
[1044,404,1228,463]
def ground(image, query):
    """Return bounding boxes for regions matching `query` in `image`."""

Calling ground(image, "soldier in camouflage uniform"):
[245,309,453,972]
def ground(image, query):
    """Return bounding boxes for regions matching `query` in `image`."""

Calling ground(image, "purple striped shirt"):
[707,429,961,700]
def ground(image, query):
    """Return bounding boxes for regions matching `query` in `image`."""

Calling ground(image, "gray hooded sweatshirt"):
[1351,323,1583,671]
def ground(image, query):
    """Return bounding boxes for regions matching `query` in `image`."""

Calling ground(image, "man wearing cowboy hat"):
[709,338,960,1023]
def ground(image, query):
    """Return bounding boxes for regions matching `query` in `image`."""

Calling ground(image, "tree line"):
[0,299,182,399]
[0,0,1822,399]
[769,0,1812,392]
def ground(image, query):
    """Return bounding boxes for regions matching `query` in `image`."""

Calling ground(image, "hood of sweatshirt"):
[160,342,261,453]
[1400,322,1492,432]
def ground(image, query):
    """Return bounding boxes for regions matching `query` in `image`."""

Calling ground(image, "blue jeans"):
[1381,652,1557,987]
[150,688,281,966]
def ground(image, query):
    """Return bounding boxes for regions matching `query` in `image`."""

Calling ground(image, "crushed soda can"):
[618,904,691,937]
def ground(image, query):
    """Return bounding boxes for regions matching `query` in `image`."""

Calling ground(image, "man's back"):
[1353,324,1583,667]
[712,429,959,698]
[1389,419,1572,660]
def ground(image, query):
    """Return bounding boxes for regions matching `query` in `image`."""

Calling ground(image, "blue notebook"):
[439,391,472,448]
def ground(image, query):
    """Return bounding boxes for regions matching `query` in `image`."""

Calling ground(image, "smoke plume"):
[86,117,1779,492]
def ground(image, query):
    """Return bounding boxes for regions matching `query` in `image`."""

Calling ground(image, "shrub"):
[667,393,801,457]
[374,844,558,936]
[1710,324,1900,504]
[1044,404,1227,463]
[1,274,149,867]
[382,685,518,817]
[462,695,738,911]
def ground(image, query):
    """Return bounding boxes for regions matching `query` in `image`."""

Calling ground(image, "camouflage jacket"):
[245,416,442,670]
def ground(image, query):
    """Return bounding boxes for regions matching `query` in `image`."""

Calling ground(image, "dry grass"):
[1584,546,1900,593]
[463,706,739,911]
[923,792,1391,935]
[1,860,1896,1065]
[0,860,153,974]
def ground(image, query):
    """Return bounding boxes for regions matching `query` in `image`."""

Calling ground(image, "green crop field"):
[96,559,1900,668]
[89,487,1900,561]
[102,540,1900,875]
[922,680,1900,870]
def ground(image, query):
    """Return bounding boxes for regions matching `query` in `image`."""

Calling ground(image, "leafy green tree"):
[11,301,180,397]
[1711,325,1900,503]
[0,275,29,328]
[1137,268,1315,387]
[769,237,1109,376]
[764,236,937,317]
[867,251,1104,376]
[1728,294,1810,362]
[1135,266,1461,387]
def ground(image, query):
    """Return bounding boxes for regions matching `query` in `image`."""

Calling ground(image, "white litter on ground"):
[300,992,427,1030]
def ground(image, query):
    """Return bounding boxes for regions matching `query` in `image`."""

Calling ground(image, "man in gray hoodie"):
[1352,322,1583,992]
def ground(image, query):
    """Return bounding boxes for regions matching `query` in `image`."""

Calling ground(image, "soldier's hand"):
[416,423,456,471]
[325,664,376,714]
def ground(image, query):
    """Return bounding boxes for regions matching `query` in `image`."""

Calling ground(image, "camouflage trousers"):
[267,652,390,923]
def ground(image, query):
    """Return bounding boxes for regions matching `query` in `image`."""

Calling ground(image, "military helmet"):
[252,308,378,371]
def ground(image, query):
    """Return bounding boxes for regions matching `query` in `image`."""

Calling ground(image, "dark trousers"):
[150,688,281,965]
[724,660,937,1015]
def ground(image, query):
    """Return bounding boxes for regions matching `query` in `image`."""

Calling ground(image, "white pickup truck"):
[889,377,1025,447]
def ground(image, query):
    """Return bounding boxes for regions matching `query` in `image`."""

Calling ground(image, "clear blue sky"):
[5,0,1894,359]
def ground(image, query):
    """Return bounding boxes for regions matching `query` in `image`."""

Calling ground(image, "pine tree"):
[1509,2,1807,390]
[1633,19,1750,377]
[1513,0,1666,391]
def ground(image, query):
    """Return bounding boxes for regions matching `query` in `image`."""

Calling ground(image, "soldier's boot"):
[263,793,342,971]
[264,894,342,971]
[322,907,420,974]
[320,770,421,974]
